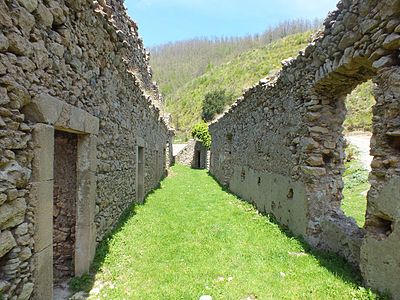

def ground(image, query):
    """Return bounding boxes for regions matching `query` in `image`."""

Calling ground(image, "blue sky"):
[125,0,339,47]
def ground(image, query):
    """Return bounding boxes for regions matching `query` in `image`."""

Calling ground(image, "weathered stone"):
[0,198,27,230]
[6,32,33,56]
[338,31,361,50]
[382,33,400,50]
[17,282,34,300]
[7,189,18,201]
[19,247,32,261]
[48,1,66,25]
[372,55,397,69]
[35,3,53,27]
[18,7,36,33]
[0,193,7,205]
[0,1,13,27]
[301,166,327,176]
[48,42,65,58]
[0,32,9,52]
[0,231,17,258]
[17,0,38,13]
[0,161,31,188]
[15,223,28,236]
[307,155,324,167]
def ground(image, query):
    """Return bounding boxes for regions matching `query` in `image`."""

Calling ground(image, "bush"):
[202,90,231,121]
[191,122,211,149]
[345,142,359,162]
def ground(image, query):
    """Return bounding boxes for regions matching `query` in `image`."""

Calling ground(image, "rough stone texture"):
[0,1,173,299]
[210,0,400,298]
[175,139,209,169]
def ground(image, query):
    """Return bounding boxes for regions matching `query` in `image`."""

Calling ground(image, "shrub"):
[202,90,231,121]
[191,122,211,149]
[345,142,359,162]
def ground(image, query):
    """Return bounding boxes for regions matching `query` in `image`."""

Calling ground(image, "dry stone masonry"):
[210,0,400,298]
[0,0,173,299]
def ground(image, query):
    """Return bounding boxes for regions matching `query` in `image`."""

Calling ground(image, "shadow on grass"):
[68,181,165,295]
[206,171,388,299]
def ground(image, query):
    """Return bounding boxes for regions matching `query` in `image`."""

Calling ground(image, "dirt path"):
[346,132,372,170]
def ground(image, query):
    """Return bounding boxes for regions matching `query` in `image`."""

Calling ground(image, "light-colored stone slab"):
[33,246,53,300]
[32,124,54,182]
[31,181,53,252]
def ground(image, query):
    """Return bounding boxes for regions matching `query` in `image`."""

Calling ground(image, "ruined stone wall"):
[175,139,208,169]
[210,0,400,297]
[0,0,173,299]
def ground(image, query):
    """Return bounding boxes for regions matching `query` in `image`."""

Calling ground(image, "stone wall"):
[210,0,400,297]
[0,0,173,299]
[175,139,209,169]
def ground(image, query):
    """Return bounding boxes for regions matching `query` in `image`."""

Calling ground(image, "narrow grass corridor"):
[75,165,379,300]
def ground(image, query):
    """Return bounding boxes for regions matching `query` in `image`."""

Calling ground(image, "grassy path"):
[77,165,380,300]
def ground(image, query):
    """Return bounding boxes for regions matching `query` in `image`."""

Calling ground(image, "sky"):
[124,0,339,47]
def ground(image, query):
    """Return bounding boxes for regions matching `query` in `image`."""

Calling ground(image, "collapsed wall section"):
[0,0,173,299]
[210,0,400,297]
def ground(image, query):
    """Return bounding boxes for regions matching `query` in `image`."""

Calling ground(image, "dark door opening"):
[196,150,201,168]
[137,146,145,203]
[53,131,77,287]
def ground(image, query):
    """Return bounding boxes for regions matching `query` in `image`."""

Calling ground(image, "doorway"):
[53,130,78,292]
[137,146,145,203]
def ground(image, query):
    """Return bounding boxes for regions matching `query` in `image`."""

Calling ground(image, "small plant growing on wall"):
[191,122,212,149]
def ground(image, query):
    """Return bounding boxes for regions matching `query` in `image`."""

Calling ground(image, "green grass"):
[71,164,382,299]
[341,158,369,227]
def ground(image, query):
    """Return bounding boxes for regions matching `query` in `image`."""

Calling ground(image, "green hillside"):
[167,32,313,138]
[344,80,375,132]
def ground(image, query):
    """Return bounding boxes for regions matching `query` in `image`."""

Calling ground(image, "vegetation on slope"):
[168,32,313,138]
[150,19,320,98]
[73,165,380,299]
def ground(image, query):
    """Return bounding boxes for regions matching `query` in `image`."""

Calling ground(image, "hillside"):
[344,80,375,132]
[150,19,320,99]
[165,32,313,138]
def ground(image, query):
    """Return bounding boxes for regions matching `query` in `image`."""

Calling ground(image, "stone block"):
[32,123,54,182]
[17,0,38,13]
[24,93,64,125]
[17,282,34,300]
[33,246,53,300]
[76,171,96,227]
[0,231,17,258]
[77,135,98,173]
[75,223,96,277]
[0,198,26,230]
[30,181,53,252]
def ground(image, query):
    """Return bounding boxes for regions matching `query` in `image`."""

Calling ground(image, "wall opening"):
[155,150,159,178]
[53,131,78,286]
[340,80,375,228]
[287,188,294,200]
[137,146,145,203]
[196,150,201,168]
